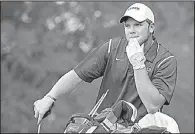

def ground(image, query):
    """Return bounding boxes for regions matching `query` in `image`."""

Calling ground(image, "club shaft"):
[82,89,109,125]
[38,124,41,133]
[89,92,105,116]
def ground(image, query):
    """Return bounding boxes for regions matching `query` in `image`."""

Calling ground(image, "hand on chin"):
[127,36,144,45]
[126,38,143,59]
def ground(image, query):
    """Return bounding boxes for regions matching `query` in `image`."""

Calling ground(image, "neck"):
[145,34,153,44]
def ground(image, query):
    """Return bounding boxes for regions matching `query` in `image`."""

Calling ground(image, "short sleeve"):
[74,41,110,83]
[152,56,177,105]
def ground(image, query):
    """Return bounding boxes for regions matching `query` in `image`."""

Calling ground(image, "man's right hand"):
[34,96,55,124]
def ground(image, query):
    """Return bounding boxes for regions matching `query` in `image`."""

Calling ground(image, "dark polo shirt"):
[74,35,177,121]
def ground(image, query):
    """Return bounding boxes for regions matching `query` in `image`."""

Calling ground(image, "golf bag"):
[64,100,138,133]
[63,89,176,133]
[64,99,173,133]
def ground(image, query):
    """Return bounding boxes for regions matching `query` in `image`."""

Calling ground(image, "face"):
[124,17,154,45]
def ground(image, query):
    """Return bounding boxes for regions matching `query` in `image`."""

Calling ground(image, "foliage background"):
[1,1,194,133]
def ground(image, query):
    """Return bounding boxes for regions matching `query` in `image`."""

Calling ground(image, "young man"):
[34,3,177,126]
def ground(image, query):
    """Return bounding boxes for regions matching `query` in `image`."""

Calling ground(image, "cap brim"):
[119,16,129,23]
[119,15,145,23]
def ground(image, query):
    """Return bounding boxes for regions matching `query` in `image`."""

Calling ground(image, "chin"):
[137,37,148,45]
[136,37,144,45]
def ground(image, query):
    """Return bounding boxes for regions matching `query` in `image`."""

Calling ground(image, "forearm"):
[134,67,165,113]
[46,69,83,99]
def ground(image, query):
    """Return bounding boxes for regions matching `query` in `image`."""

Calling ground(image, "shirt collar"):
[143,35,158,62]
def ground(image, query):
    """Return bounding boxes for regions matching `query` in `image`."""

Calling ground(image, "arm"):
[126,40,161,113]
[34,70,82,124]
[34,40,110,124]
[34,69,83,124]
[46,69,83,99]
[134,67,165,113]
[47,40,110,99]
[133,56,177,113]
[126,38,177,114]
[47,40,111,99]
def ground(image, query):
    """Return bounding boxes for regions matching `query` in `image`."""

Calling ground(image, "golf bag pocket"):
[64,113,111,133]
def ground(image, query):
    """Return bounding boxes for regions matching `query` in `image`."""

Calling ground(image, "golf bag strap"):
[64,113,95,130]
[69,113,94,122]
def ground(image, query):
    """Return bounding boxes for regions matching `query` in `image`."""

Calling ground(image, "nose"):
[128,26,136,35]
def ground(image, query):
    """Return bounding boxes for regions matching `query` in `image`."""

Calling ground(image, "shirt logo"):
[146,67,152,72]
[128,7,140,11]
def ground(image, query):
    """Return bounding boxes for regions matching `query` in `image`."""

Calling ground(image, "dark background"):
[1,1,194,133]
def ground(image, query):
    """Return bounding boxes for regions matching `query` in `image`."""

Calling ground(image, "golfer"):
[34,3,177,127]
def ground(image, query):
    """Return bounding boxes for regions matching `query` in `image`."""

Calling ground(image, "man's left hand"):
[126,38,146,70]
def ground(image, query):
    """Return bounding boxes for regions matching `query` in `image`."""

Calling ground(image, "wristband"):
[133,64,146,70]
[45,95,57,102]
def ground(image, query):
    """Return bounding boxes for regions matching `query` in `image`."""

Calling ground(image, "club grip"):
[42,102,54,119]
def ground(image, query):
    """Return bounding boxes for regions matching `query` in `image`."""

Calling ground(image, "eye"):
[134,23,142,26]
[124,23,130,28]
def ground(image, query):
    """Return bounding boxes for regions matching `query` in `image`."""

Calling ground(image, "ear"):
[149,23,155,34]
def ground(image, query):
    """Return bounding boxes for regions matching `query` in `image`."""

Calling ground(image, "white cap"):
[120,3,154,23]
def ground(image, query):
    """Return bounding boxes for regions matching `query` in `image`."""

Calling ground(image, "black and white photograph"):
[1,1,194,133]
